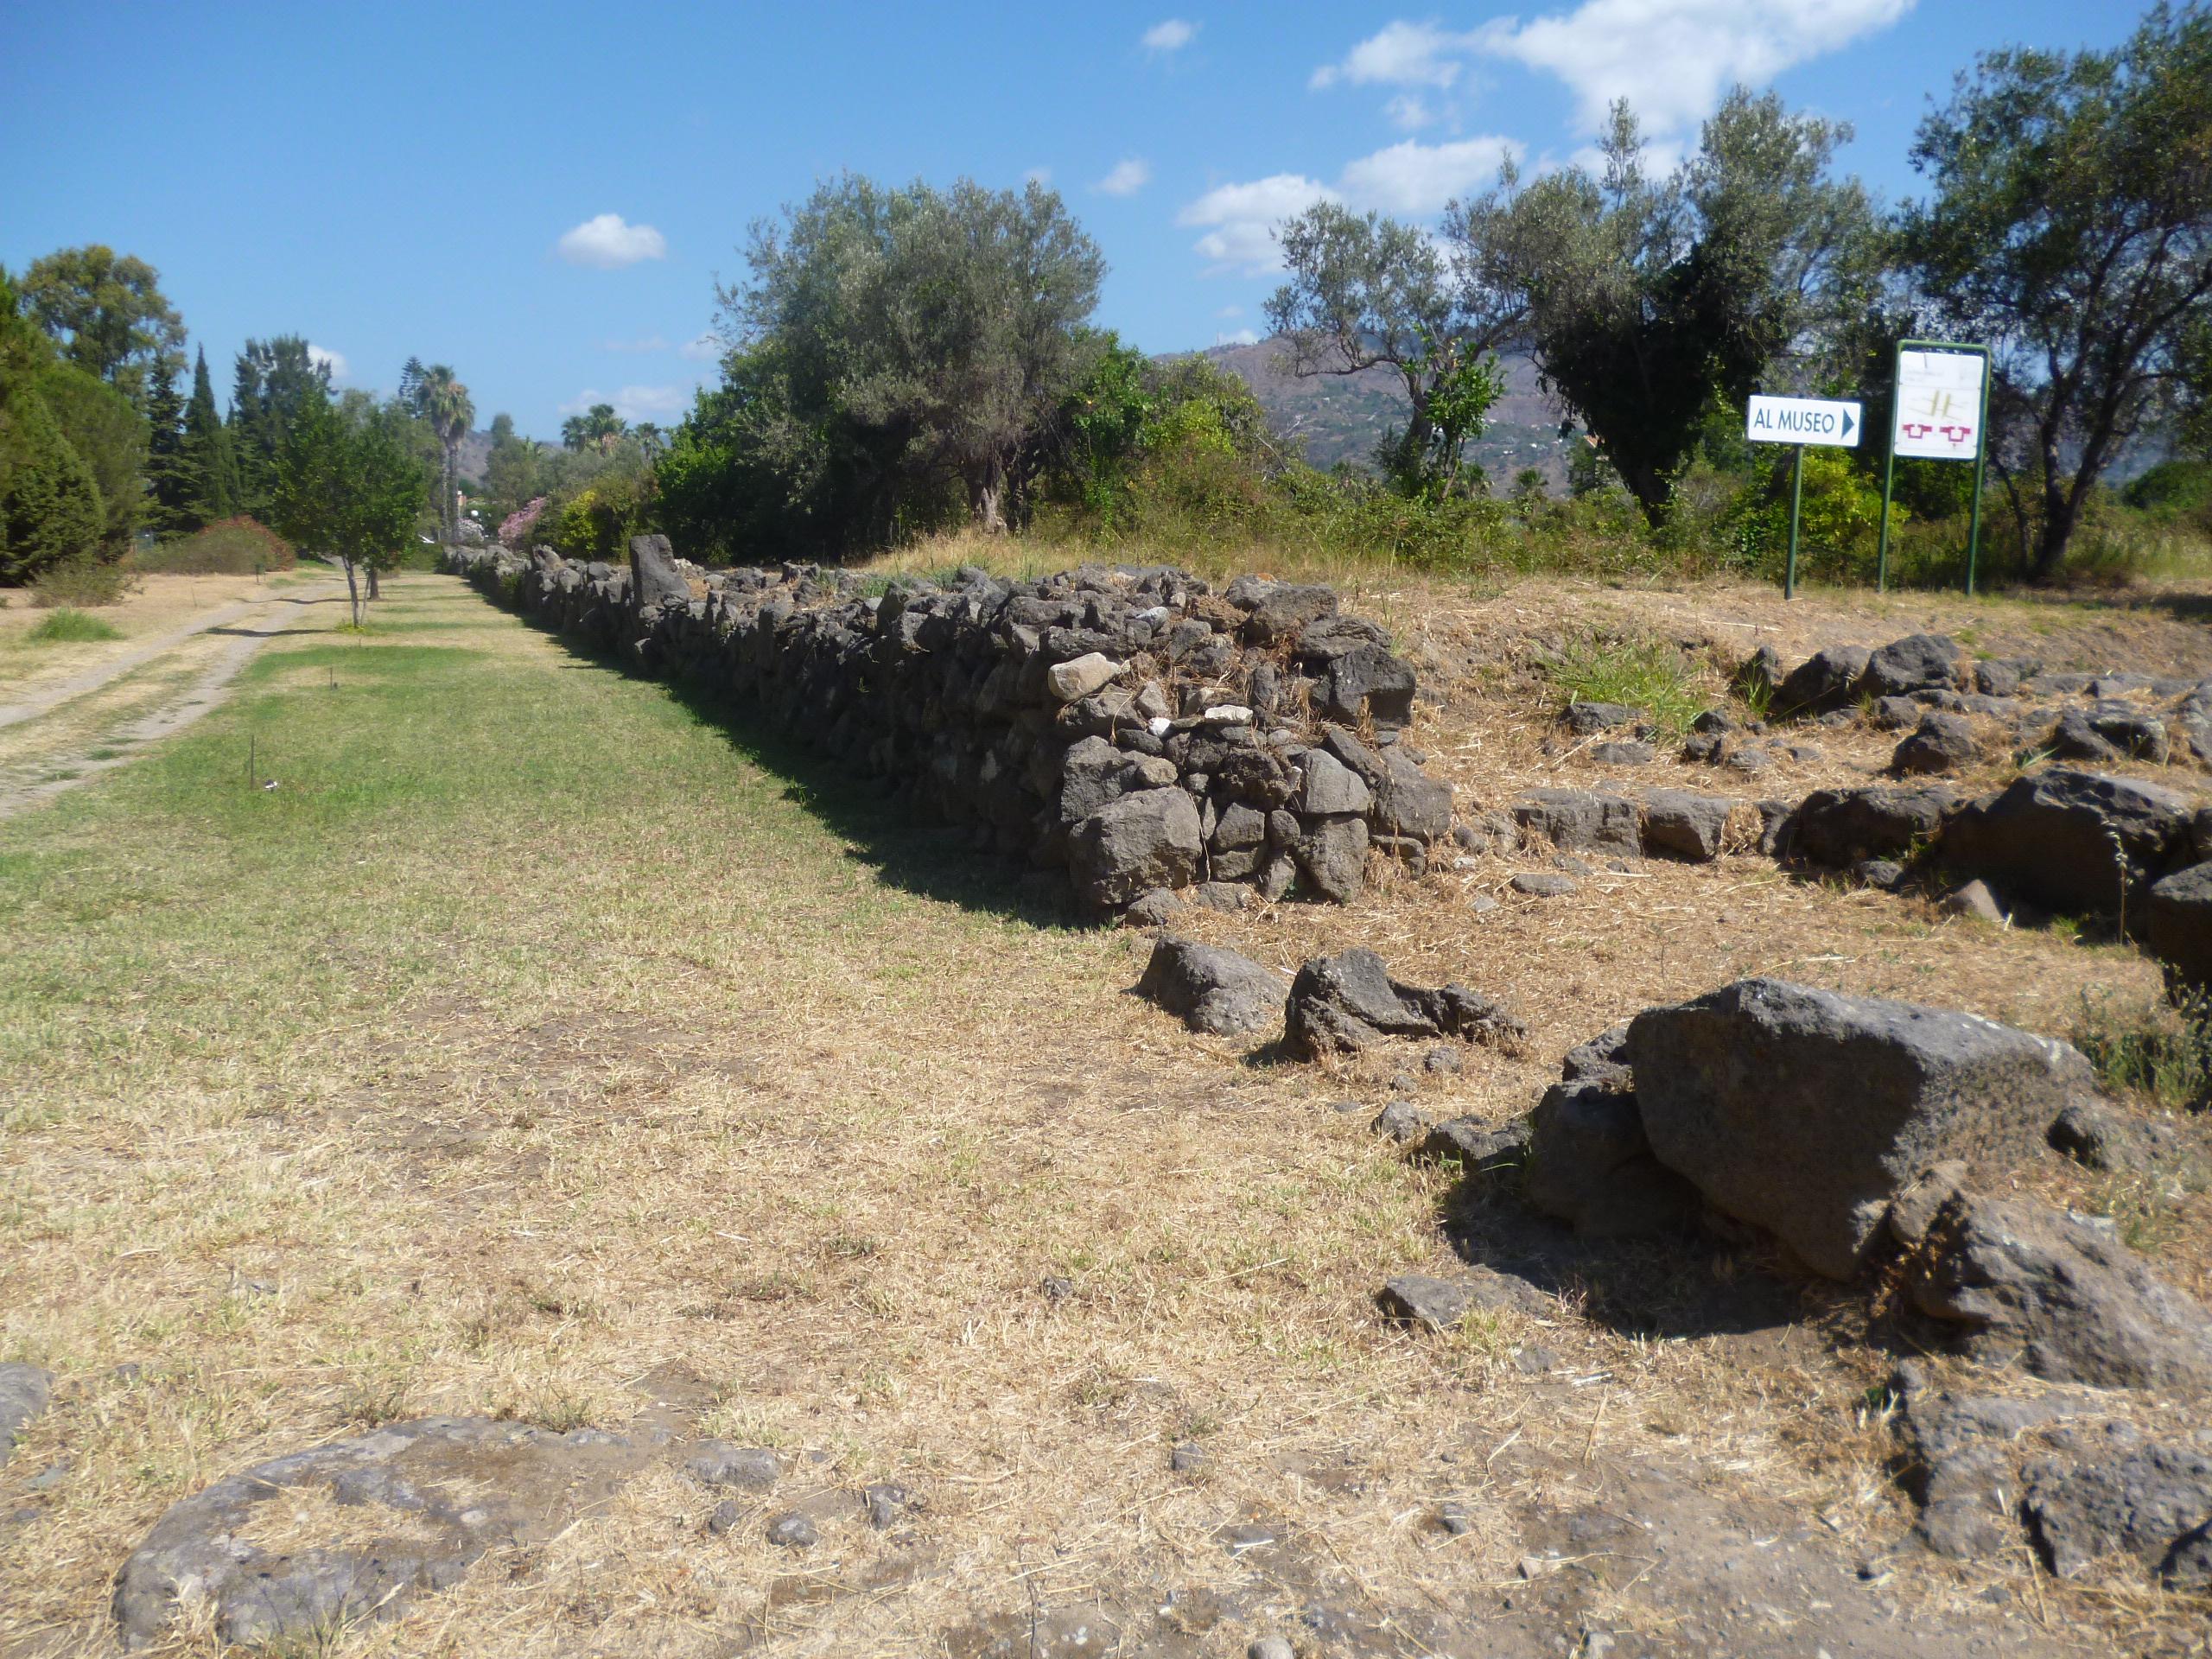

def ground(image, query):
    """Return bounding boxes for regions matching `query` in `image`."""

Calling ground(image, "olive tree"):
[1265,204,1519,496]
[1463,91,1879,524]
[1898,3,2212,579]
[722,174,1105,537]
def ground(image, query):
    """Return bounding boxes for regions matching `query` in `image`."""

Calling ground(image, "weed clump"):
[1539,630,1711,737]
[23,606,123,643]
[2072,988,2212,1112]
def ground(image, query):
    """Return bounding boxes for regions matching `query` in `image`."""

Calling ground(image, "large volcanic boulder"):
[1940,767,2194,915]
[1625,978,2096,1280]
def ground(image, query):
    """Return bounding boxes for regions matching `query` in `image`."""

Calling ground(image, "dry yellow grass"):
[0,570,2205,1657]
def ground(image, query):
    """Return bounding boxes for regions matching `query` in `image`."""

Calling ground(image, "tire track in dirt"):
[0,582,343,820]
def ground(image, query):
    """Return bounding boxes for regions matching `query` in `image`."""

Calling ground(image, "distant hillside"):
[1194,337,1575,488]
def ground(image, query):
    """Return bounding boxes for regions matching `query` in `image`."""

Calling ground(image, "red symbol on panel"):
[1902,423,1932,438]
[1940,425,1972,442]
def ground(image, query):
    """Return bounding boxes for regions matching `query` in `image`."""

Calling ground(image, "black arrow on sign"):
[1842,407,1857,442]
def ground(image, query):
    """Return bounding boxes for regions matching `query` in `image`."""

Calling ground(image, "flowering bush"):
[498,496,548,549]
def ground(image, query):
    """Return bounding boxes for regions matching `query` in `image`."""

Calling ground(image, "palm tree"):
[561,402,627,454]
[415,364,474,540]
[633,422,666,460]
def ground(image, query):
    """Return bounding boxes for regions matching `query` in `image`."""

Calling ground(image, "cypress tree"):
[143,358,187,536]
[179,347,238,527]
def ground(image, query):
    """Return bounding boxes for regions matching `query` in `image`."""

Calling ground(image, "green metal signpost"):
[1745,394,1862,600]
[1875,340,1992,594]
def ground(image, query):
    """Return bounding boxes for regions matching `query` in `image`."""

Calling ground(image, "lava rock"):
[629,533,690,612]
[2023,1429,2212,1586]
[1291,813,1370,903]
[1563,702,1638,734]
[1512,789,1641,856]
[1865,633,1962,697]
[1378,1275,1472,1331]
[1284,949,1525,1058]
[2146,860,2212,988]
[1136,937,1287,1039]
[1641,790,1735,861]
[1942,768,2193,916]
[1893,713,1979,775]
[1590,740,1656,766]
[1524,1081,1700,1237]
[1776,645,1872,715]
[1070,789,1205,912]
[1904,1191,2212,1394]
[0,1365,51,1466]
[112,1418,651,1650]
[766,1510,819,1548]
[1942,880,2007,924]
[1793,785,1957,868]
[1628,978,2097,1280]
[1510,872,1580,897]
[687,1443,782,1491]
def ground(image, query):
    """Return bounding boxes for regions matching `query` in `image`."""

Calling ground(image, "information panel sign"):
[1893,348,1986,461]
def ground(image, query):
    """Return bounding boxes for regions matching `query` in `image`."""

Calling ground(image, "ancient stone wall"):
[442,537,1454,914]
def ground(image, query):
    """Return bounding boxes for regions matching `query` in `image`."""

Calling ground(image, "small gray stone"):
[707,1499,742,1535]
[688,1443,781,1491]
[1590,741,1656,766]
[1379,1275,1471,1331]
[1170,1443,1206,1472]
[0,1364,53,1465]
[766,1510,818,1548]
[862,1482,912,1529]
[1372,1101,1428,1145]
[1510,873,1579,897]
[1942,880,2006,924]
[1298,749,1372,816]
[1893,713,1978,775]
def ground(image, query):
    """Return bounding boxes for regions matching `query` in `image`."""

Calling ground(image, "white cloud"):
[1176,134,1516,271]
[1095,158,1153,197]
[1024,165,1053,187]
[1142,18,1196,54]
[679,332,722,362]
[601,334,670,353]
[1338,134,1518,216]
[306,343,347,382]
[1311,20,1480,90]
[1384,93,1437,130]
[1476,0,1914,136]
[1215,305,1244,319]
[1214,328,1260,346]
[1177,173,1338,272]
[560,384,694,422]
[556,213,668,269]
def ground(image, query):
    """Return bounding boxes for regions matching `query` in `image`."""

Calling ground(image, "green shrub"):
[29,552,138,607]
[23,606,123,642]
[134,515,296,575]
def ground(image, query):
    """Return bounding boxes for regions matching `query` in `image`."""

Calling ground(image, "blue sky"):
[1,2,2151,439]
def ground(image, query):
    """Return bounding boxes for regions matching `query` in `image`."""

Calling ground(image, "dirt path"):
[0,581,344,818]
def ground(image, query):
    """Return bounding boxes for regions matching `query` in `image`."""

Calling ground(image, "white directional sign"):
[1745,395,1863,448]
[1893,348,1986,460]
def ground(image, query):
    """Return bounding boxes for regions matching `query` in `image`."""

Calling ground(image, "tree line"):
[647,3,2209,582]
[0,251,498,616]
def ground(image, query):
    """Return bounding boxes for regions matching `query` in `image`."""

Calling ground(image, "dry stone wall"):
[442,537,1453,914]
